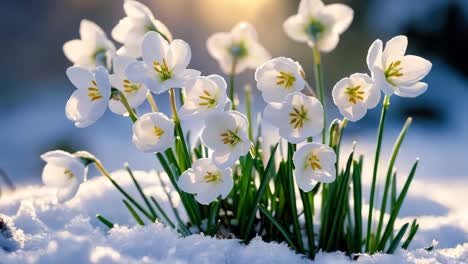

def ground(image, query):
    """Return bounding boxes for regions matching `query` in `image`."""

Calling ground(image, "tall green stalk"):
[312,46,326,144]
[229,60,237,110]
[366,95,390,252]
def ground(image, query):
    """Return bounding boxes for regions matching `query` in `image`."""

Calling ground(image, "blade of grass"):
[244,144,278,240]
[125,165,158,220]
[352,161,362,253]
[379,159,418,250]
[375,117,412,249]
[287,143,304,252]
[149,196,179,231]
[386,223,409,254]
[258,205,296,250]
[123,199,145,226]
[402,220,419,250]
[96,214,114,229]
[207,198,221,236]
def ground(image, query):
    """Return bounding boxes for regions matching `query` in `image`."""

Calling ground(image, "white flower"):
[63,19,116,68]
[207,22,271,74]
[201,111,251,168]
[41,150,87,202]
[112,0,172,57]
[109,56,149,115]
[178,75,228,120]
[178,158,233,204]
[132,112,175,153]
[126,31,200,94]
[283,0,353,52]
[264,92,323,144]
[367,35,432,97]
[65,66,111,128]
[332,73,381,122]
[255,57,306,103]
[293,142,336,192]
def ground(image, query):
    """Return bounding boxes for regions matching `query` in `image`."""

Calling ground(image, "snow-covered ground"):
[0,170,467,264]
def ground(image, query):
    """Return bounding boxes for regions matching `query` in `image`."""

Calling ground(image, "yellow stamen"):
[344,86,365,104]
[384,60,403,84]
[87,80,102,102]
[289,104,308,129]
[276,71,296,89]
[153,58,171,80]
[123,79,141,94]
[203,171,222,183]
[198,89,217,108]
[306,154,322,170]
[64,169,75,179]
[220,128,242,146]
[153,126,165,138]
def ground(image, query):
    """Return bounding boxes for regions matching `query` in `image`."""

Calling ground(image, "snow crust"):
[0,170,467,263]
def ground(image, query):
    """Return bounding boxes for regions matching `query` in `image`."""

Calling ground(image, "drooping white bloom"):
[178,75,228,120]
[63,19,116,68]
[41,150,87,202]
[132,112,175,153]
[126,31,200,94]
[112,0,172,57]
[207,22,271,74]
[264,92,323,144]
[367,35,432,97]
[65,66,111,128]
[201,111,251,168]
[293,142,336,192]
[255,57,306,103]
[283,0,353,52]
[109,56,149,115]
[332,73,381,122]
[178,158,233,204]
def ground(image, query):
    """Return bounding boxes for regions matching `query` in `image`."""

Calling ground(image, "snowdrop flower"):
[126,31,199,94]
[41,150,87,202]
[283,0,353,52]
[112,0,172,57]
[201,111,251,168]
[178,75,228,120]
[207,22,271,74]
[255,57,306,103]
[65,66,111,128]
[108,56,149,115]
[367,35,432,97]
[332,73,380,122]
[178,158,233,204]
[293,142,336,192]
[264,92,323,144]
[63,19,116,68]
[132,112,175,153]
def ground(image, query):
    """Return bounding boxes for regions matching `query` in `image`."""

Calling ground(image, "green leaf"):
[258,205,296,250]
[402,220,419,250]
[352,161,362,253]
[96,214,114,229]
[244,144,278,240]
[123,199,145,226]
[386,222,409,253]
[379,159,419,250]
[125,165,158,220]
[207,198,221,236]
[287,143,304,252]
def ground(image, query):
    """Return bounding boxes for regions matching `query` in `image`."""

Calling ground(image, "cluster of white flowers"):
[42,0,431,204]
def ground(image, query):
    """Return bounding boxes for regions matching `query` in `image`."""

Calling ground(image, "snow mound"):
[0,171,466,264]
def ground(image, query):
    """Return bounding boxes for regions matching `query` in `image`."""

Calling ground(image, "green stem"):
[169,88,192,169]
[245,85,253,141]
[312,46,326,144]
[229,60,237,110]
[118,91,138,122]
[366,95,390,252]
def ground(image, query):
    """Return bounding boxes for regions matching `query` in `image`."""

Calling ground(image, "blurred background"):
[0,0,467,188]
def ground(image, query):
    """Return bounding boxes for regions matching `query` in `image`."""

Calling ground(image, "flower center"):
[87,80,103,102]
[305,153,322,171]
[305,20,325,40]
[384,60,403,84]
[203,171,222,183]
[289,105,309,129]
[64,169,75,179]
[153,58,172,81]
[276,71,296,89]
[153,126,165,138]
[198,89,217,109]
[123,80,141,94]
[228,42,248,59]
[220,128,242,146]
[344,85,365,104]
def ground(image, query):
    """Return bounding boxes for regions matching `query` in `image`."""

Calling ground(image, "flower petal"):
[298,0,325,18]
[367,39,383,72]
[166,39,191,75]
[56,177,81,203]
[283,14,308,43]
[392,55,432,86]
[231,22,258,41]
[142,31,169,66]
[316,32,339,52]
[66,67,94,90]
[321,4,353,34]
[395,82,428,98]
[383,35,408,67]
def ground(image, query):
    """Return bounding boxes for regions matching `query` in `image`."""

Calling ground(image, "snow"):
[0,170,467,263]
